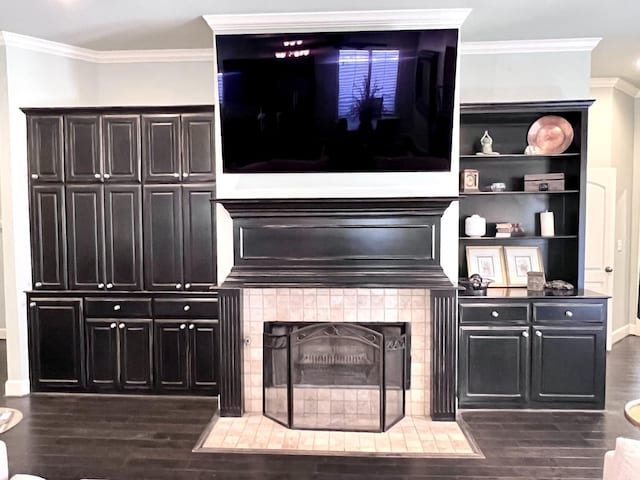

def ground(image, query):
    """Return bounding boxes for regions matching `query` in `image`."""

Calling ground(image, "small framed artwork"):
[465,246,507,287]
[504,246,544,287]
[461,169,479,192]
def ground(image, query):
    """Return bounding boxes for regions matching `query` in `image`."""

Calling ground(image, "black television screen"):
[216,29,458,173]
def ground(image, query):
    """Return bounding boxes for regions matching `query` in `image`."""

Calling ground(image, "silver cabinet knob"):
[113,304,121,311]
[119,323,125,329]
[98,283,105,289]
[103,174,111,179]
[184,283,191,289]
[183,305,191,312]
[491,311,499,318]
[31,174,39,180]
[565,311,573,318]
[176,283,182,289]
[180,324,186,330]
[106,283,113,289]
[522,330,529,338]
[173,173,180,178]
[182,173,189,178]
[605,266,613,273]
[94,173,101,179]
[188,324,195,330]
[29,302,36,307]
[110,322,117,329]
[536,330,543,337]
[34,282,43,287]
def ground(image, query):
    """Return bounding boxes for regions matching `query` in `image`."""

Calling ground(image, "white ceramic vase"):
[465,214,486,237]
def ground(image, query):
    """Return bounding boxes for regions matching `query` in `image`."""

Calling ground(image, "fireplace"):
[263,322,409,432]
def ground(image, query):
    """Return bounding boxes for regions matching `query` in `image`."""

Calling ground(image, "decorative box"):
[524,173,565,192]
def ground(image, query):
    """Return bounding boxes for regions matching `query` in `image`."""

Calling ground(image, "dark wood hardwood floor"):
[1,337,639,479]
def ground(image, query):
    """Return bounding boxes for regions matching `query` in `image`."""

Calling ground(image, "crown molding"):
[461,37,602,55]
[203,9,471,35]
[591,77,640,98]
[0,31,213,64]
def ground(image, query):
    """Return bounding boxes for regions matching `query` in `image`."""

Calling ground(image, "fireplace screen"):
[264,322,408,432]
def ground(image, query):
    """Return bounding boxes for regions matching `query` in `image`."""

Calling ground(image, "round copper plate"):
[527,115,574,154]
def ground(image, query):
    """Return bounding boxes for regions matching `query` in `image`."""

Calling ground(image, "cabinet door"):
[66,185,105,290]
[31,185,67,289]
[64,115,102,183]
[28,298,85,390]
[119,319,153,391]
[103,115,140,182]
[155,320,189,391]
[190,320,219,393]
[28,115,64,182]
[183,185,216,291]
[104,185,143,291]
[459,326,530,407]
[142,114,181,183]
[182,113,215,182]
[143,185,183,290]
[531,326,606,406]
[86,319,119,390]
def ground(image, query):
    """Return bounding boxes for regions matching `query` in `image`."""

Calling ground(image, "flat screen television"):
[216,29,458,173]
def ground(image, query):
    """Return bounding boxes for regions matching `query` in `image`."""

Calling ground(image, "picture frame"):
[461,169,479,192]
[465,246,507,287]
[504,246,544,287]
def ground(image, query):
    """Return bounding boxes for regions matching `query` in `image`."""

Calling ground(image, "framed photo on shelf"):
[504,246,544,287]
[465,246,507,287]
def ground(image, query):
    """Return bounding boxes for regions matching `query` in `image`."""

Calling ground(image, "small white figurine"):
[476,130,499,155]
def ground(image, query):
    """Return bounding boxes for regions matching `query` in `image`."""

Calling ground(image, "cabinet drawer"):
[459,303,530,324]
[533,303,604,323]
[85,298,151,318]
[153,298,218,319]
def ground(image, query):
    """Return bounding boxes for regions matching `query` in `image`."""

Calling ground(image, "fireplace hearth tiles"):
[195,414,481,458]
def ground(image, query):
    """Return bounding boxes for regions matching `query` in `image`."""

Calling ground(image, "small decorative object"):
[476,130,500,155]
[524,173,565,192]
[544,279,575,291]
[461,169,480,192]
[466,246,507,287]
[495,222,512,238]
[503,246,544,287]
[527,115,574,154]
[524,145,539,155]
[540,210,555,237]
[459,273,493,296]
[490,182,506,192]
[511,223,525,236]
[527,271,546,291]
[465,214,486,237]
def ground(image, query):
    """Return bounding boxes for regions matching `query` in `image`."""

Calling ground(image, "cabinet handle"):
[106,283,113,289]
[110,322,117,329]
[188,324,195,330]
[183,305,191,312]
[185,283,191,289]
[103,174,111,179]
[182,173,189,178]
[119,323,125,329]
[98,283,105,289]
[173,173,180,178]
[176,283,182,289]
[536,330,543,337]
[113,304,121,311]
[565,310,573,318]
[31,174,39,180]
[491,310,499,318]
[180,323,186,330]
[522,330,529,338]
[94,173,101,179]
[34,282,43,288]
[29,302,36,307]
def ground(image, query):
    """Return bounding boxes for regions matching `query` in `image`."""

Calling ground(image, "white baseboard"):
[0,328,5,339]
[612,324,633,345]
[4,379,30,397]
[631,323,639,336]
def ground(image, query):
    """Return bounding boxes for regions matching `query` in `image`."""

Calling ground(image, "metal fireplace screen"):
[264,322,408,432]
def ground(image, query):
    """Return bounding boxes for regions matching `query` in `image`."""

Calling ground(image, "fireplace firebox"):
[264,322,409,432]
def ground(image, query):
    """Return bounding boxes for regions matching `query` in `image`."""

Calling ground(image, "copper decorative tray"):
[527,115,574,154]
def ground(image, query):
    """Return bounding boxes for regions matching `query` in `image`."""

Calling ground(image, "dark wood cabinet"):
[64,115,102,183]
[28,115,64,182]
[86,317,153,392]
[531,325,606,405]
[66,185,105,290]
[30,185,67,289]
[142,114,181,183]
[459,325,529,407]
[28,298,85,390]
[182,113,215,182]
[182,185,216,291]
[190,320,219,391]
[103,115,140,182]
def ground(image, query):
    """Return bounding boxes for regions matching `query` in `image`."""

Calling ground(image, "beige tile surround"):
[242,288,431,419]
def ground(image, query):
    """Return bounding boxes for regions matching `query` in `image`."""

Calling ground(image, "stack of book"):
[495,223,512,238]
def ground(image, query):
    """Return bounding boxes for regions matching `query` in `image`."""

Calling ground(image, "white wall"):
[0,46,9,335]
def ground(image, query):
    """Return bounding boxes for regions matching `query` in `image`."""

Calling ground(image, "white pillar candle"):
[540,211,555,237]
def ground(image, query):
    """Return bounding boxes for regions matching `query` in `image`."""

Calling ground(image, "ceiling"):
[1,0,639,88]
